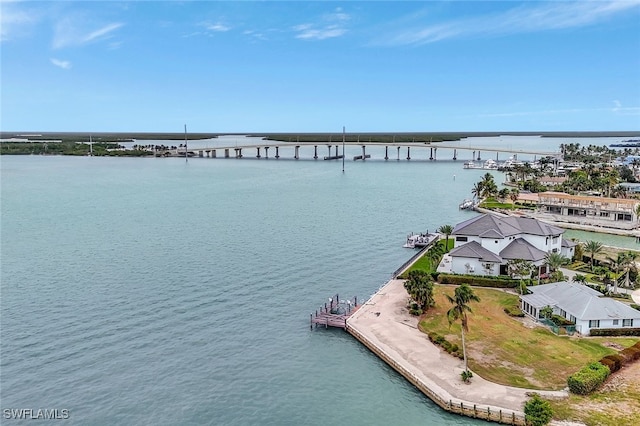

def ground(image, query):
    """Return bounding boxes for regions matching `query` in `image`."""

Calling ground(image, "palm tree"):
[509,188,520,207]
[544,252,570,273]
[446,284,480,377]
[618,251,638,290]
[471,182,483,201]
[584,240,604,271]
[437,224,454,252]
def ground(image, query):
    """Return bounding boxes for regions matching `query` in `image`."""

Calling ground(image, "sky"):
[1,0,640,133]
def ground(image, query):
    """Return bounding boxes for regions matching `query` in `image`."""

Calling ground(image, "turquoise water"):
[1,139,636,425]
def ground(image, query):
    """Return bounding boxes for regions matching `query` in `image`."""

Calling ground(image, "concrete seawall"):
[346,278,569,425]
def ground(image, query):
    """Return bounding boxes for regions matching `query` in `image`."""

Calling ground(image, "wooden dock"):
[310,294,359,330]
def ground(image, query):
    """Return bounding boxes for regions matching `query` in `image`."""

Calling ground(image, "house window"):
[456,236,468,242]
[623,319,634,327]
[613,319,619,326]
[559,309,566,318]
[552,236,559,243]
[552,248,558,253]
[570,315,576,323]
[495,240,498,244]
[589,320,600,328]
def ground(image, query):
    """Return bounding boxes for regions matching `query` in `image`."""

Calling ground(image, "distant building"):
[537,191,640,229]
[520,281,640,335]
[443,213,571,277]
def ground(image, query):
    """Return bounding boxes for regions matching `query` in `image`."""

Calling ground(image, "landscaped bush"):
[631,304,640,311]
[504,306,525,317]
[619,344,640,363]
[550,314,574,326]
[589,328,640,336]
[567,362,611,395]
[524,393,553,426]
[599,354,623,373]
[427,332,461,357]
[437,273,518,288]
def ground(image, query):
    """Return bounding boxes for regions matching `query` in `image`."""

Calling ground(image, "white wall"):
[450,257,500,276]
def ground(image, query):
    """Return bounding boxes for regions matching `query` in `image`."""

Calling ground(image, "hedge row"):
[589,328,640,337]
[567,362,610,395]
[504,306,525,317]
[427,332,463,359]
[631,304,640,311]
[599,341,640,374]
[437,274,518,288]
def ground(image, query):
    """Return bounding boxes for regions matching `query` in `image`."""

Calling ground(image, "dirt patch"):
[601,341,625,351]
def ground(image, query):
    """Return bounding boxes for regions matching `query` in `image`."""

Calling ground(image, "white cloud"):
[380,0,640,46]
[204,22,230,32]
[53,20,124,49]
[293,8,351,41]
[50,58,71,69]
[0,0,38,42]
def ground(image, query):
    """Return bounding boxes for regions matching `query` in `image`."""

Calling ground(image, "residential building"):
[537,191,640,230]
[443,213,571,276]
[520,281,640,335]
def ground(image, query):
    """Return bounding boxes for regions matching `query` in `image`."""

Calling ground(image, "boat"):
[403,232,436,248]
[459,199,474,210]
[463,159,498,170]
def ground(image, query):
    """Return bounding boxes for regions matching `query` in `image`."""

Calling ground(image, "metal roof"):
[452,213,563,239]
[522,282,640,321]
[500,238,547,262]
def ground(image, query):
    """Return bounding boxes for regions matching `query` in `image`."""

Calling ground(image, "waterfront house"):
[520,281,640,335]
[537,191,640,230]
[444,213,570,276]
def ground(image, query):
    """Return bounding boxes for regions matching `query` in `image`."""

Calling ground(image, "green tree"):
[524,393,553,426]
[437,225,454,252]
[544,252,570,273]
[509,188,520,206]
[507,259,534,294]
[446,284,480,378]
[572,274,587,284]
[540,306,553,319]
[583,240,604,271]
[403,270,435,313]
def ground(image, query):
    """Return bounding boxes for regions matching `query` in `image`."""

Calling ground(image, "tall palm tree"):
[437,224,454,252]
[446,284,480,375]
[619,251,638,290]
[584,240,604,271]
[509,188,520,207]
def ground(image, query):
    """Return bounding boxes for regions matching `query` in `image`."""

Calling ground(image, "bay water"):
[1,135,636,425]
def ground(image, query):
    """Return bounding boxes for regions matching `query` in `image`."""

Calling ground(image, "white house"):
[520,281,640,335]
[443,213,571,276]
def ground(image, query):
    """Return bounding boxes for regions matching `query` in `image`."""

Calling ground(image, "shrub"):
[599,354,623,373]
[631,304,640,311]
[504,306,525,317]
[567,362,610,395]
[524,393,553,426]
[461,370,473,383]
[550,314,573,326]
[437,273,518,288]
[620,345,640,363]
[589,328,640,336]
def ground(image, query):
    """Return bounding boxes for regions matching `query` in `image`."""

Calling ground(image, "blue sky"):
[1,0,639,133]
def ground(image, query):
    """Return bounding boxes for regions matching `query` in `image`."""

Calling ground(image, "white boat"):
[463,159,498,170]
[459,199,474,210]
[403,232,436,248]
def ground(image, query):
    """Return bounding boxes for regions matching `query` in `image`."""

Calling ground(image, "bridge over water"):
[160,141,559,161]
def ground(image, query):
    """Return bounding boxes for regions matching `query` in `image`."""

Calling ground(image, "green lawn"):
[419,285,639,390]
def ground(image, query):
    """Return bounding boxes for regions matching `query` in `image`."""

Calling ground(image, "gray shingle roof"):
[452,213,563,238]
[561,238,578,248]
[448,240,503,263]
[500,238,547,262]
[521,282,640,321]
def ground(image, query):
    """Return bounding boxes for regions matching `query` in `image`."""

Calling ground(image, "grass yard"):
[418,285,639,390]
[546,362,640,426]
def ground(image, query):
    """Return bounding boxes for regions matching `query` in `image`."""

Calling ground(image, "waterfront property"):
[520,281,640,335]
[442,213,569,276]
[537,191,640,230]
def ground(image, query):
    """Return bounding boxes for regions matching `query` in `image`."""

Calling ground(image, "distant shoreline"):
[1,131,639,144]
